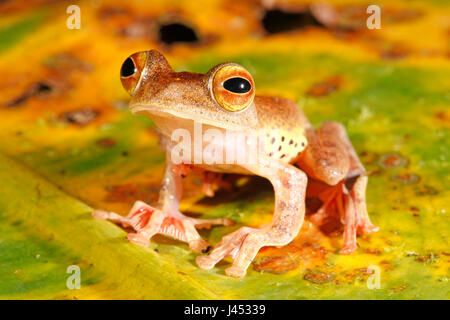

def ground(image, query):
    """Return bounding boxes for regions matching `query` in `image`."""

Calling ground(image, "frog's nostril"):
[121,57,136,78]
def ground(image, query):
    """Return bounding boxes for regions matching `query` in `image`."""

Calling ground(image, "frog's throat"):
[130,104,250,131]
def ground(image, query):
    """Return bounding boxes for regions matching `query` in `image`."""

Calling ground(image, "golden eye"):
[211,64,255,112]
[120,51,147,96]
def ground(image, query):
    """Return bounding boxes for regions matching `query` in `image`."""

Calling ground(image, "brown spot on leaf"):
[253,255,299,274]
[261,4,325,34]
[383,8,423,23]
[303,270,335,284]
[306,76,342,97]
[97,5,131,20]
[392,285,408,293]
[60,108,99,126]
[255,225,328,274]
[415,253,439,263]
[96,138,116,147]
[340,267,377,283]
[44,53,93,73]
[364,248,382,256]
[415,185,439,196]
[355,268,375,276]
[378,153,408,169]
[380,260,394,271]
[434,111,450,124]
[4,82,53,107]
[380,45,410,60]
[391,173,420,184]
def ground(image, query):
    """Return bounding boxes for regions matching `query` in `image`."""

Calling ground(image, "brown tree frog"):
[93,50,378,278]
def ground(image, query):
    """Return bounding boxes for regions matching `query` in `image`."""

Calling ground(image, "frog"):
[93,50,378,278]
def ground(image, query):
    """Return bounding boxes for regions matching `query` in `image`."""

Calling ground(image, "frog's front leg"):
[93,158,233,253]
[297,121,379,254]
[196,159,307,278]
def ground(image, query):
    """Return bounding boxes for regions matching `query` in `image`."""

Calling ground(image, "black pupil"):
[223,77,251,94]
[121,57,136,77]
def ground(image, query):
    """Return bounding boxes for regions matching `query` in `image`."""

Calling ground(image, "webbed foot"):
[196,227,259,278]
[93,201,233,253]
[309,176,379,254]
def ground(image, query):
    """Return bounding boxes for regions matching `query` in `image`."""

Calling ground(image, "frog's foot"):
[93,201,233,253]
[309,181,342,225]
[197,225,298,278]
[298,121,378,254]
[196,227,258,278]
[310,176,379,254]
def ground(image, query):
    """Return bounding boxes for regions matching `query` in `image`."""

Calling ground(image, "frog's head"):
[120,50,258,130]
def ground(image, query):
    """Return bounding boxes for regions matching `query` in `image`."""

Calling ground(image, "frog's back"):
[254,96,309,163]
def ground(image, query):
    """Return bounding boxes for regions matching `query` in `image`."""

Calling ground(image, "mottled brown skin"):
[93,50,378,278]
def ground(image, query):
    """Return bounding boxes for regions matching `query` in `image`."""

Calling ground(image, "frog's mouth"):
[130,104,193,119]
[130,104,210,124]
[129,103,248,131]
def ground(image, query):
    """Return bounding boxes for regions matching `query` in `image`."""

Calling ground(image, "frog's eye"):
[120,52,147,96]
[211,64,255,112]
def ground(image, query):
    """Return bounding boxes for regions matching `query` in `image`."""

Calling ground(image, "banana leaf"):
[0,0,448,299]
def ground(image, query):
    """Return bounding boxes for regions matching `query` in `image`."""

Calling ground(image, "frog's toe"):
[92,209,132,228]
[225,266,246,279]
[127,232,151,247]
[309,209,329,225]
[339,243,358,255]
[196,226,256,272]
[358,223,379,235]
[222,218,235,227]
[92,209,109,220]
[189,239,211,253]
[196,255,216,270]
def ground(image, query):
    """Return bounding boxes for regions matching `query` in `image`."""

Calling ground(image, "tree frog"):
[93,50,378,278]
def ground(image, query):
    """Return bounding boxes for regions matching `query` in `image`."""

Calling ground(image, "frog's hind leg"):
[297,121,350,186]
[297,121,378,254]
